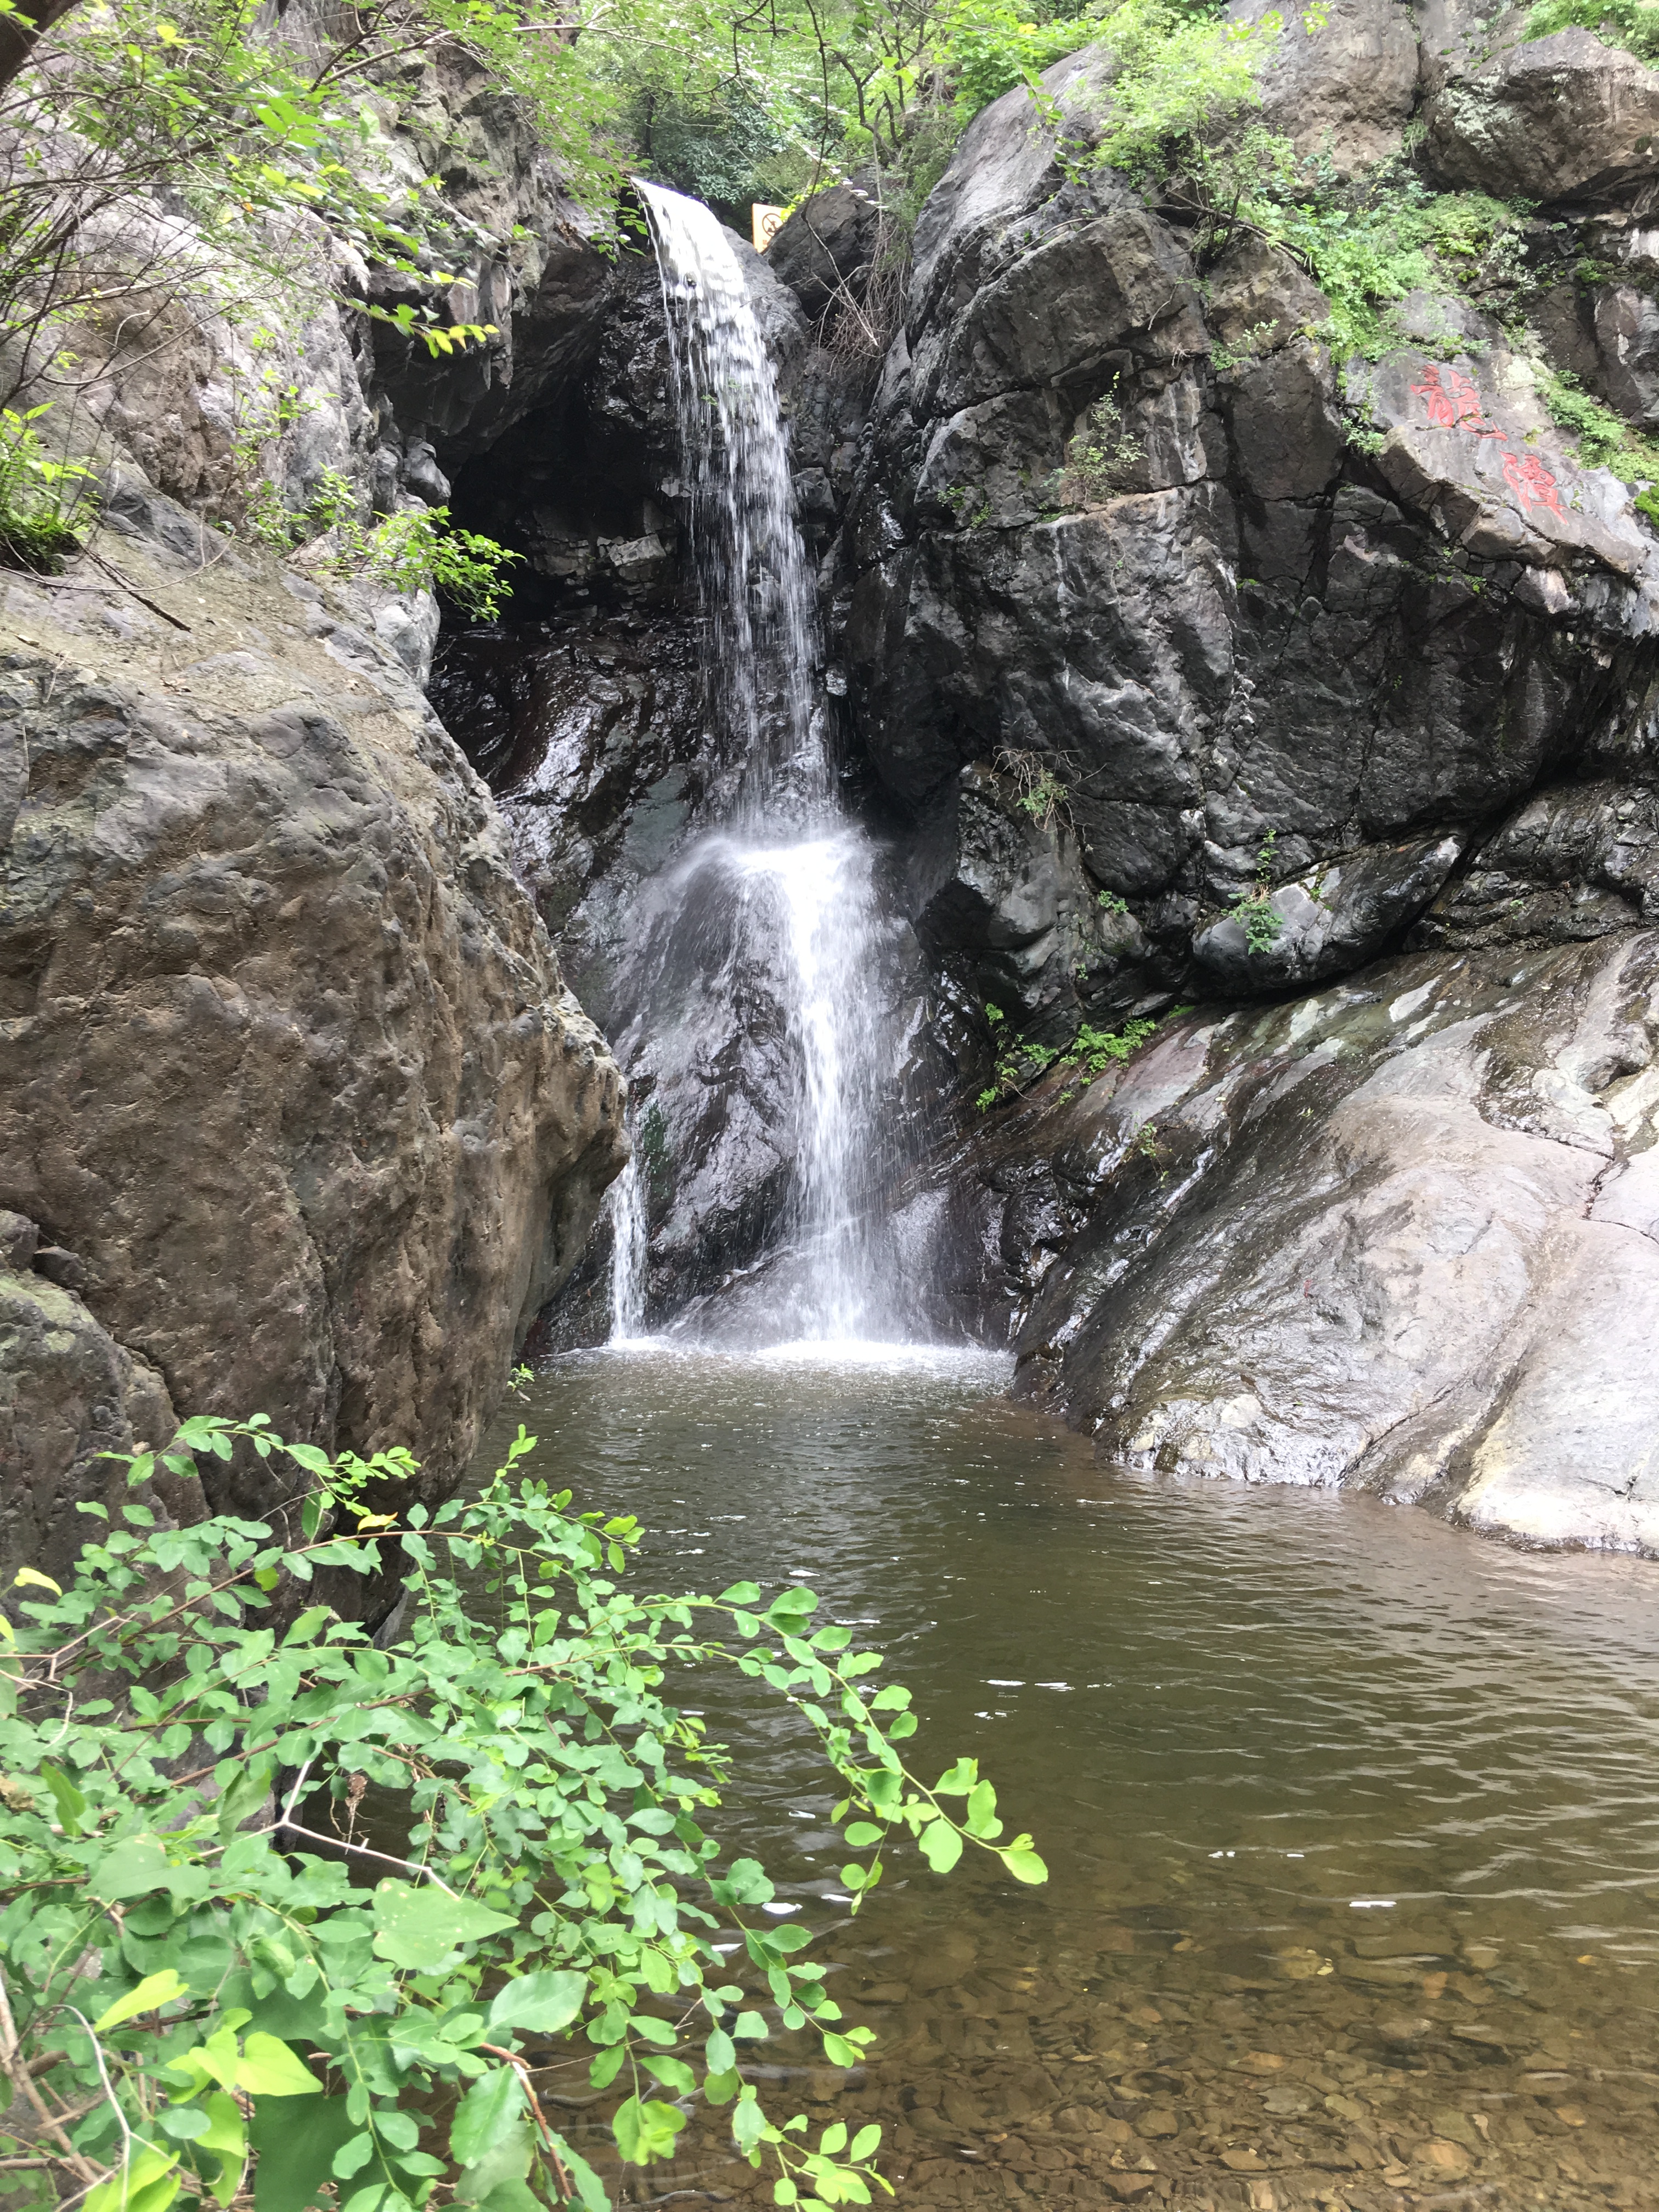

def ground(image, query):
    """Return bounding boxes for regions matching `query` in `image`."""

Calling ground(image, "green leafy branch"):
[247,467,521,618]
[0,404,100,574]
[0,1414,1042,2212]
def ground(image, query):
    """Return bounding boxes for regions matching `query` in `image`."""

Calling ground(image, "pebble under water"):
[467,1346,1659,2212]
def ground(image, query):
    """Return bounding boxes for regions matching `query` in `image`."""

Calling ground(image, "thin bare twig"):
[479,2045,574,2203]
[0,1977,102,2187]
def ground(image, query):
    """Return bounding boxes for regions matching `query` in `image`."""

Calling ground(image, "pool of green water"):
[467,1344,1659,2212]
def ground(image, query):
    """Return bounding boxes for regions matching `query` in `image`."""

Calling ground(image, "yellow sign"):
[752,203,786,252]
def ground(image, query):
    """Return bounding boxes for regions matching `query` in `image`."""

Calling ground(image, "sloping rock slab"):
[985,932,1659,1553]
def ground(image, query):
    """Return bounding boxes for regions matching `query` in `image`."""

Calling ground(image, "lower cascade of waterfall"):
[602,181,904,1349]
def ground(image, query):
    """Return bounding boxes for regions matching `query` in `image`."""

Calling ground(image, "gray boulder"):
[0,475,626,1542]
[1227,0,1422,174]
[1193,835,1464,988]
[0,1241,194,1585]
[766,183,884,324]
[1424,27,1659,201]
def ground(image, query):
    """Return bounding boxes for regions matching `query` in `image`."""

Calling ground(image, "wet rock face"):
[948,932,1659,1551]
[839,37,1659,1045]
[0,481,625,1551]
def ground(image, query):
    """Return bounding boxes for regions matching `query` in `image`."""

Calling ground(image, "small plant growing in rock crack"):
[1208,319,1280,374]
[1057,387,1143,505]
[977,1006,1166,1110]
[994,747,1072,829]
[1097,891,1130,917]
[944,483,992,528]
[1227,830,1285,955]
[0,1414,1045,2212]
[247,467,521,618]
[1134,1119,1169,1172]
[0,405,99,574]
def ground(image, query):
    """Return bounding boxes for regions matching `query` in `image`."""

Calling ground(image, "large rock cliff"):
[432,3,1659,1548]
[0,73,629,1571]
[821,4,1659,1547]
[31,4,1659,1558]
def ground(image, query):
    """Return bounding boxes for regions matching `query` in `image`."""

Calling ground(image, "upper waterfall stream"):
[602,184,901,1347]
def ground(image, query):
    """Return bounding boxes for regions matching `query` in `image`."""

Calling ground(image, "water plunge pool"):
[469,1345,1659,2212]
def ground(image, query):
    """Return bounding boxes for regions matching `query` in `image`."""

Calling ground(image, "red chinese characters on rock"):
[1409,358,1566,520]
[1502,450,1564,516]
[1410,362,1502,436]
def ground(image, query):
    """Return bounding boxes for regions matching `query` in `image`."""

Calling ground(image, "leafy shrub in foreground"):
[0,405,99,574]
[0,1418,1043,2212]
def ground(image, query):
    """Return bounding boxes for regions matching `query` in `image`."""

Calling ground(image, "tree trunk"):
[0,0,82,93]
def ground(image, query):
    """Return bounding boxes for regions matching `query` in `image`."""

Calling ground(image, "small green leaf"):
[920,1822,963,1874]
[1000,1847,1048,1884]
[850,2124,881,2159]
[641,2054,695,2094]
[371,1882,516,1971]
[450,2068,524,2168]
[612,2096,686,2165]
[236,2036,323,2097]
[330,2136,375,2181]
[38,1762,86,1834]
[94,1970,189,2032]
[486,1971,585,2038]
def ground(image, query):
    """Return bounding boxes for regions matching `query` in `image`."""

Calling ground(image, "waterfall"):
[637,179,825,815]
[601,181,896,1346]
[606,1148,648,1342]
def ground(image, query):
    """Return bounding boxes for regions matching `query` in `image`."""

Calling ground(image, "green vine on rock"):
[0,1417,1043,2212]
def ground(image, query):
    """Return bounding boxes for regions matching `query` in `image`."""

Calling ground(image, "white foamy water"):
[637,179,825,816]
[605,1148,648,1341]
[606,184,901,1345]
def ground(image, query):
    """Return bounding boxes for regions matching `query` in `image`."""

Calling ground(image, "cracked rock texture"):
[0,477,624,1551]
